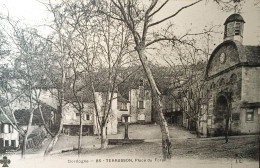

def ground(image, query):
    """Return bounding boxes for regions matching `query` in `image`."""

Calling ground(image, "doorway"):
[214,95,229,136]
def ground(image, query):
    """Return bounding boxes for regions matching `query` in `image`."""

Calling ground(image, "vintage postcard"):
[0,0,259,167]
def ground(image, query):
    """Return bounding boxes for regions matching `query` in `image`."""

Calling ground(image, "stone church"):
[204,13,260,136]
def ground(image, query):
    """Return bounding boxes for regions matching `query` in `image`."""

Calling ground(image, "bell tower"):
[223,13,245,43]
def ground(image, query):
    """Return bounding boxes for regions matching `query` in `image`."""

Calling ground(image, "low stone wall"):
[108,139,144,145]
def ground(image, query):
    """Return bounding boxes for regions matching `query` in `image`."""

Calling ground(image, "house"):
[203,13,260,136]
[62,91,118,136]
[0,90,58,151]
[129,79,152,123]
[0,113,19,150]
[62,102,95,136]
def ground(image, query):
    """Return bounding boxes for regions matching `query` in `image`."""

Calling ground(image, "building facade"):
[117,95,130,123]
[161,87,183,126]
[203,14,260,136]
[62,91,118,136]
[0,121,19,150]
[129,80,152,123]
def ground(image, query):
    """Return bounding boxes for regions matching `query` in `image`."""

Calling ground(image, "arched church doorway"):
[214,95,229,136]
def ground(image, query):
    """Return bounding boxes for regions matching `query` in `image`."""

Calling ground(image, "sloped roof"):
[227,40,260,65]
[0,112,15,124]
[64,90,94,103]
[224,14,245,25]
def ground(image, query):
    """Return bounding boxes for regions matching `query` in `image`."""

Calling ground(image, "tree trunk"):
[44,121,63,156]
[21,135,26,159]
[22,101,34,159]
[225,115,229,143]
[78,115,82,156]
[196,119,201,138]
[100,126,107,149]
[137,48,172,160]
[154,95,172,160]
[96,117,100,139]
[39,104,54,137]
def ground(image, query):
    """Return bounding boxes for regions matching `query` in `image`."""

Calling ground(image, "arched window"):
[139,79,144,86]
[219,78,225,87]
[234,22,241,35]
[210,82,215,89]
[230,74,237,84]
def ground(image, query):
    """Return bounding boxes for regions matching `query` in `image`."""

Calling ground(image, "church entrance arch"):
[214,95,229,136]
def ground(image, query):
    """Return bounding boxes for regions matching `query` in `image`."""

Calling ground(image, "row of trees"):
[0,0,241,160]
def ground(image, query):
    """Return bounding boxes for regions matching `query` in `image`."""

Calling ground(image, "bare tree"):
[62,0,133,148]
[37,0,85,156]
[96,0,210,160]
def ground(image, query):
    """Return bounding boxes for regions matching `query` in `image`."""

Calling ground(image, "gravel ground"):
[53,124,259,161]
[58,134,259,160]
[51,124,196,153]
[3,124,259,168]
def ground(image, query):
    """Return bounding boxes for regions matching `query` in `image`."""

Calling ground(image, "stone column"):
[124,116,129,139]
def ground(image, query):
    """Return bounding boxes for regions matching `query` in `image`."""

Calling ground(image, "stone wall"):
[241,67,260,102]
[208,43,240,77]
[207,67,243,136]
[206,66,259,135]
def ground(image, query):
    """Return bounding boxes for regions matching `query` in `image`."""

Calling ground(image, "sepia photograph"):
[0,0,259,167]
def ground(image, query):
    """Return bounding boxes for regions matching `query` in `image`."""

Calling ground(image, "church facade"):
[203,14,260,136]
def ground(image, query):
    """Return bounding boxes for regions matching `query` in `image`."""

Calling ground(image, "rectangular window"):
[139,89,145,98]
[83,114,91,120]
[138,101,144,109]
[120,103,128,111]
[11,140,16,147]
[5,140,9,147]
[246,109,254,121]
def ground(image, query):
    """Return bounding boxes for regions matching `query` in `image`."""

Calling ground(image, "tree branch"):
[148,0,202,28]
[149,0,169,18]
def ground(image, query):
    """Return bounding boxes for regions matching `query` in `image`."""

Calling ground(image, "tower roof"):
[224,14,245,25]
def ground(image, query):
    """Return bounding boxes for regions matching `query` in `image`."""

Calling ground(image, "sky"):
[153,0,260,45]
[0,0,259,65]
[0,0,259,44]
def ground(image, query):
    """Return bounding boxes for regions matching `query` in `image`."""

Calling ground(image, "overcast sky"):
[1,0,259,45]
[0,0,259,66]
